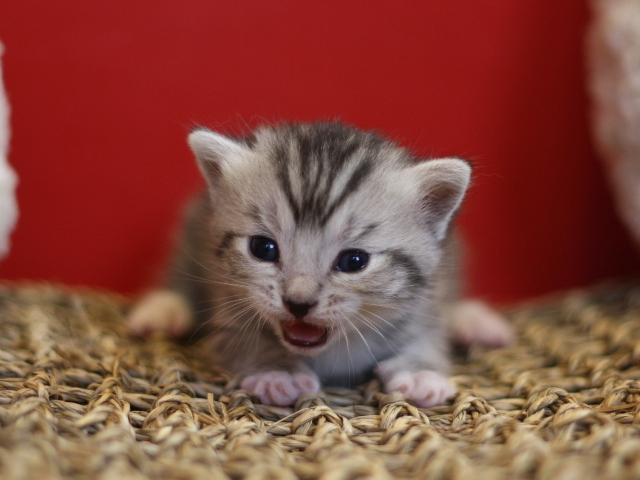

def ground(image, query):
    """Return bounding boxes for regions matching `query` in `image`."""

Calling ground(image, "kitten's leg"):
[446,300,514,348]
[128,290,193,338]
[376,361,456,408]
[240,366,320,406]
[378,368,456,408]
[375,334,456,408]
[128,194,211,339]
[375,302,512,407]
[435,233,514,349]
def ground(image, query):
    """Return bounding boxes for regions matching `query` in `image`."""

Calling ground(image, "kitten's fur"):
[129,122,513,407]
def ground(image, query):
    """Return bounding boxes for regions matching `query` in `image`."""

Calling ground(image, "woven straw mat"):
[1,283,640,479]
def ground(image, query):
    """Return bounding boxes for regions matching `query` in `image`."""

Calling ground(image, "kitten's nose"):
[284,300,316,318]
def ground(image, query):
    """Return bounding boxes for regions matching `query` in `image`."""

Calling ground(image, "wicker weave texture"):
[1,284,640,479]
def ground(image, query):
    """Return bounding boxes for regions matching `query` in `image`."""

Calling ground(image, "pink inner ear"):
[414,159,471,231]
[201,159,222,181]
[428,180,457,204]
[424,180,462,220]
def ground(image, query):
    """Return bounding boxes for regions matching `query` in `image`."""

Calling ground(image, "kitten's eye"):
[336,250,369,272]
[249,236,279,262]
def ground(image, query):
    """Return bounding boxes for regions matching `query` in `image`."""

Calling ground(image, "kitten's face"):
[189,123,470,356]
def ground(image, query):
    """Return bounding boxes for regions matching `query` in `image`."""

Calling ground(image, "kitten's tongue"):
[282,319,328,348]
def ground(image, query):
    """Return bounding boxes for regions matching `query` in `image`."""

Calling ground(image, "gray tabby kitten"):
[129,122,513,407]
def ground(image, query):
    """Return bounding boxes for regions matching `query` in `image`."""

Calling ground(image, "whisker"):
[354,311,407,355]
[252,316,267,353]
[358,307,405,333]
[211,301,257,331]
[245,303,268,353]
[353,312,383,336]
[193,301,257,346]
[177,248,254,288]
[362,301,442,322]
[338,320,353,387]
[187,299,250,342]
[329,322,342,376]
[232,310,261,356]
[199,293,246,302]
[192,296,250,316]
[174,259,254,288]
[343,315,379,367]
[214,303,261,354]
[212,297,253,318]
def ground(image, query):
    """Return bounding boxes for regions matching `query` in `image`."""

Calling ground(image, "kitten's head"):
[189,122,470,355]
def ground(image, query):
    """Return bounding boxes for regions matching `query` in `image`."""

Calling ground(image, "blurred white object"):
[0,42,18,259]
[588,0,640,250]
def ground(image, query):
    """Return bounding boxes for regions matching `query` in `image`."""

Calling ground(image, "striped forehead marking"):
[273,124,382,228]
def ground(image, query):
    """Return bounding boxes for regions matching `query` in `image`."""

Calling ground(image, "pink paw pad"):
[240,370,320,406]
[384,370,456,408]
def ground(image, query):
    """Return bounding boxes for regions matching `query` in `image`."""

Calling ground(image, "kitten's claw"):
[448,300,514,348]
[128,290,193,338]
[240,370,320,406]
[384,370,456,408]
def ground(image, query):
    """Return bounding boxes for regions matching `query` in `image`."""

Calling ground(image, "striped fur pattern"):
[133,122,475,407]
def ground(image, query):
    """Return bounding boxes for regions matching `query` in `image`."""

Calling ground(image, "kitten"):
[129,122,513,407]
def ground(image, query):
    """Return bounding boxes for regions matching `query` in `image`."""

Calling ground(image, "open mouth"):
[281,318,329,348]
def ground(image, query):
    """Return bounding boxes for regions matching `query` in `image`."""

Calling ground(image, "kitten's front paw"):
[128,290,193,338]
[448,300,514,349]
[384,370,456,408]
[240,370,320,406]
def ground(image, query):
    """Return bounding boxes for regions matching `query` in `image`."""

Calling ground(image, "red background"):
[0,2,638,303]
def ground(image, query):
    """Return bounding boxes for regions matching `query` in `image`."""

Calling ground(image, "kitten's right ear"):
[188,127,249,185]
[411,157,472,241]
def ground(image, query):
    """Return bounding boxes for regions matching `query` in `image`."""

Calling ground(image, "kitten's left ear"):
[412,158,471,240]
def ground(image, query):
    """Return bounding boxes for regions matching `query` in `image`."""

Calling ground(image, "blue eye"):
[336,250,369,272]
[249,236,279,262]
